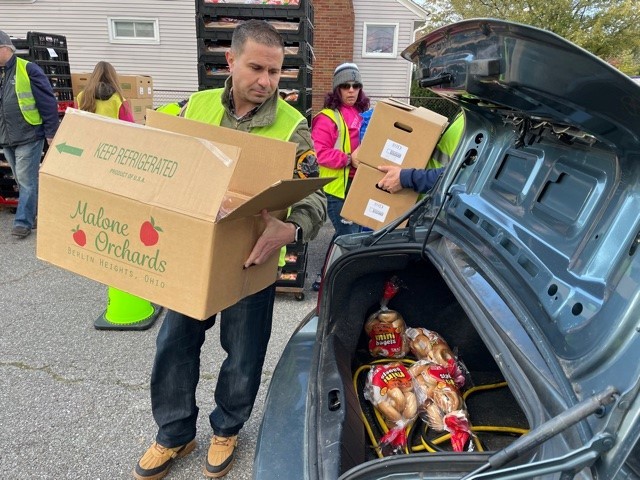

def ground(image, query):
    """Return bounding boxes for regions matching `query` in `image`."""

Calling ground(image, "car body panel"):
[254,18,640,480]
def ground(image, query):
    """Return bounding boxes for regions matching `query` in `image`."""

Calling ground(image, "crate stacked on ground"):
[276,240,309,300]
[2,32,72,209]
[196,0,314,123]
[12,32,74,119]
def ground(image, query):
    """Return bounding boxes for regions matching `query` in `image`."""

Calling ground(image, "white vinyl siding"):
[354,0,426,102]
[1,0,198,97]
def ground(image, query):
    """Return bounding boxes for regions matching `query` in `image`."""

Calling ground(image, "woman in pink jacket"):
[311,63,370,240]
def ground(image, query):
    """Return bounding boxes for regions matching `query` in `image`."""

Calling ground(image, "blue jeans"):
[3,139,44,229]
[327,193,362,243]
[151,284,276,447]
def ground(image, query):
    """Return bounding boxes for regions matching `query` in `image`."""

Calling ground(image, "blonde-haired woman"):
[76,61,134,122]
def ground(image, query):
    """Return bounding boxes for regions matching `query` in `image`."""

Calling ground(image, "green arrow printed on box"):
[56,142,84,157]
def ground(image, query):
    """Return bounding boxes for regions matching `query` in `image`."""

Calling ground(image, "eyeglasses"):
[339,83,362,90]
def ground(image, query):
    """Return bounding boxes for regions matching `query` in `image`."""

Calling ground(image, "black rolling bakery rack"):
[195,0,314,126]
[1,32,73,210]
[195,0,314,299]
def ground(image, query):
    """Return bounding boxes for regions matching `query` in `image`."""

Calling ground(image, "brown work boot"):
[203,435,237,478]
[132,439,196,480]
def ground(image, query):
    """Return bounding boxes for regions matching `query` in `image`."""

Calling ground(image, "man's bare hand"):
[377,165,404,193]
[244,209,295,268]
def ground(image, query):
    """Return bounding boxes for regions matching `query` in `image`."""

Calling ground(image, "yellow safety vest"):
[316,108,351,199]
[77,91,123,119]
[427,113,465,169]
[15,58,43,125]
[185,88,304,267]
[156,102,183,116]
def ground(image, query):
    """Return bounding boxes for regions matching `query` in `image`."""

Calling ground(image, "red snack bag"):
[364,362,418,455]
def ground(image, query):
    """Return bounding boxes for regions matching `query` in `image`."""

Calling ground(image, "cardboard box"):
[128,98,154,124]
[37,109,329,319]
[341,99,448,229]
[71,73,153,99]
[356,98,448,169]
[340,163,419,231]
[119,75,153,99]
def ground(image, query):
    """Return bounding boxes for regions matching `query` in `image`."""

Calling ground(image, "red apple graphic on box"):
[140,217,163,246]
[72,225,86,247]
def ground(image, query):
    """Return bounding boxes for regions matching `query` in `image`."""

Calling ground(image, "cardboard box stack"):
[71,73,154,124]
[341,99,449,231]
[36,109,329,319]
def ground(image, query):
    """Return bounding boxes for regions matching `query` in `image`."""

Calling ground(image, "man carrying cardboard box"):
[133,20,326,480]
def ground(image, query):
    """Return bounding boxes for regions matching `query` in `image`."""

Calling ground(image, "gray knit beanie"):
[333,62,362,90]
[0,31,16,52]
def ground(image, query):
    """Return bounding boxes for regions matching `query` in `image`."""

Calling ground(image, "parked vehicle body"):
[254,19,640,480]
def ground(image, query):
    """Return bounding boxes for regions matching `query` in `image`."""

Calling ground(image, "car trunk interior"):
[319,247,531,477]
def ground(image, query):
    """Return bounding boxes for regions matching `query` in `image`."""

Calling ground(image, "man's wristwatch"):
[286,221,303,243]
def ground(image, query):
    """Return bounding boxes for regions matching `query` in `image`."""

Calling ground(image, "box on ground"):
[37,108,329,319]
[71,73,154,99]
[341,98,448,230]
[340,163,419,231]
[128,98,154,124]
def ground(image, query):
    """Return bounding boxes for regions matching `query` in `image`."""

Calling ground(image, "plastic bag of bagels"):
[364,276,409,358]
[364,362,418,455]
[408,359,472,452]
[405,327,466,388]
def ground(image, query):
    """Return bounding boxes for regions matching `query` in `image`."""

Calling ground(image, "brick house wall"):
[312,0,355,113]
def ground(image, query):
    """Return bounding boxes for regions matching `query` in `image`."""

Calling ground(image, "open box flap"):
[219,177,332,222]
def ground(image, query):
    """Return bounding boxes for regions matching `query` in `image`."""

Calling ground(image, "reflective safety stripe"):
[15,58,43,125]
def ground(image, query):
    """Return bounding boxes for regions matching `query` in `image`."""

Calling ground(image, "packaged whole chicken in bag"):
[408,360,472,452]
[364,276,409,358]
[364,362,418,455]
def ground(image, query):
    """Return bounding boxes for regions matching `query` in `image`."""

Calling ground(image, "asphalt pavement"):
[0,205,333,479]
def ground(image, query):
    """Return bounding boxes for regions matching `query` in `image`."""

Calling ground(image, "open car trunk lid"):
[309,19,640,480]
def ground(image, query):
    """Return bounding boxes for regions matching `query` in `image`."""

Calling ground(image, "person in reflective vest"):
[0,30,59,238]
[312,62,370,241]
[133,19,326,480]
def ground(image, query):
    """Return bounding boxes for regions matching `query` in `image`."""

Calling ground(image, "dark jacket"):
[0,55,59,147]
[400,167,446,194]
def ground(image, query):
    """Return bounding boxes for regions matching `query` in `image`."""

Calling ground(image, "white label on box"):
[364,199,390,222]
[47,48,58,58]
[380,139,408,165]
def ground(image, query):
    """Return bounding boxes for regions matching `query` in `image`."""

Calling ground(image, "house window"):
[109,18,159,44]
[362,23,399,58]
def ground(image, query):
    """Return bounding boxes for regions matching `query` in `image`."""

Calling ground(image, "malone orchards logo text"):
[69,201,167,273]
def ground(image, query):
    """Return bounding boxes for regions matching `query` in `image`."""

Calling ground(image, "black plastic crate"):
[198,38,313,66]
[27,32,67,49]
[37,61,71,76]
[30,46,69,63]
[282,242,307,269]
[53,88,74,102]
[10,37,30,51]
[198,62,231,85]
[47,75,72,90]
[197,15,313,43]
[196,0,313,22]
[280,87,312,111]
[275,268,306,288]
[279,64,312,88]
